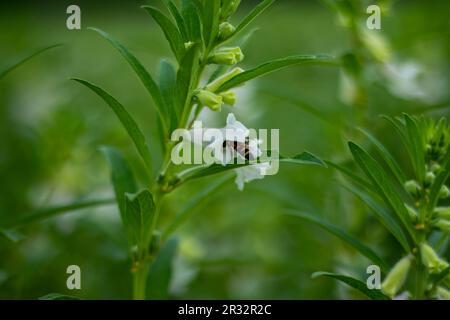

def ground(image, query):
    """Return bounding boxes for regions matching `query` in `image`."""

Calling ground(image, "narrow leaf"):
[404,114,425,181]
[231,0,275,42]
[159,59,178,130]
[348,142,416,240]
[0,229,24,242]
[147,237,179,299]
[358,128,406,185]
[125,189,155,247]
[202,0,220,50]
[218,54,335,92]
[7,198,114,228]
[100,146,137,223]
[39,293,80,300]
[181,0,203,43]
[72,78,154,173]
[342,184,412,252]
[88,27,167,131]
[142,6,186,61]
[163,174,232,239]
[312,272,390,300]
[163,0,189,41]
[0,44,61,79]
[288,210,389,271]
[428,149,450,211]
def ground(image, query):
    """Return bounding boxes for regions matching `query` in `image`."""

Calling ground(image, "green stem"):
[132,262,150,300]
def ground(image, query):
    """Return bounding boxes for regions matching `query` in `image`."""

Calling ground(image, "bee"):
[222,137,254,161]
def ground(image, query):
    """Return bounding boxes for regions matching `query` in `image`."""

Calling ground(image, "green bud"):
[433,219,450,233]
[195,90,223,111]
[439,185,450,199]
[184,41,194,50]
[437,287,450,300]
[430,163,442,174]
[420,243,449,274]
[219,91,237,106]
[381,255,412,298]
[205,67,244,93]
[424,172,435,188]
[218,22,236,41]
[406,205,418,223]
[404,180,422,198]
[209,47,244,65]
[435,207,450,220]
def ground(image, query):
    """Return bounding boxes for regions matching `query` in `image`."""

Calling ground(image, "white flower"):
[235,162,271,191]
[174,113,270,190]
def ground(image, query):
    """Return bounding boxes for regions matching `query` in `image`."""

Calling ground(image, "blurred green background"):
[0,0,449,299]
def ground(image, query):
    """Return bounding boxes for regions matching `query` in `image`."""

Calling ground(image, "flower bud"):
[439,185,450,199]
[184,41,194,50]
[381,255,412,298]
[437,287,450,300]
[195,90,223,111]
[206,67,244,93]
[218,22,236,41]
[430,163,442,174]
[208,47,244,65]
[219,91,237,106]
[435,207,450,220]
[424,172,435,188]
[433,219,450,233]
[404,180,421,198]
[420,243,449,274]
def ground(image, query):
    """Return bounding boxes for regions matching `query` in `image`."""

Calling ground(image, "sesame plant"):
[1,0,336,299]
[290,114,450,300]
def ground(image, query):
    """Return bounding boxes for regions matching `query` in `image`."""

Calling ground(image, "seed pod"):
[381,255,412,298]
[195,90,223,111]
[218,22,236,41]
[404,180,422,198]
[420,243,449,274]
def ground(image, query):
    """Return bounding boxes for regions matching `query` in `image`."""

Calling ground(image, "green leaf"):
[163,0,189,41]
[6,198,115,229]
[176,43,200,120]
[163,174,232,239]
[202,0,220,50]
[287,210,388,271]
[326,160,375,193]
[142,6,186,62]
[147,237,179,299]
[280,151,326,167]
[348,142,416,240]
[181,0,203,43]
[217,54,335,92]
[0,229,24,242]
[0,44,61,79]
[39,293,80,300]
[428,149,450,211]
[88,27,167,132]
[100,147,137,223]
[229,0,275,42]
[176,152,325,183]
[358,128,406,185]
[159,59,178,131]
[342,184,412,253]
[125,189,155,247]
[72,78,154,173]
[312,272,390,300]
[403,114,425,181]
